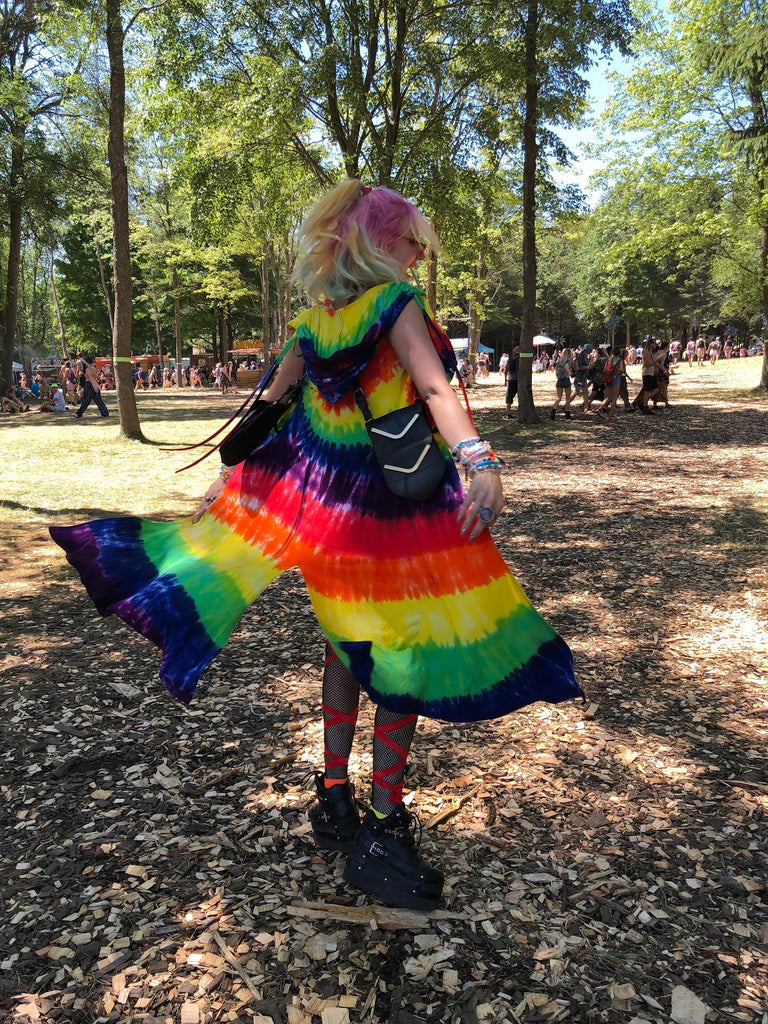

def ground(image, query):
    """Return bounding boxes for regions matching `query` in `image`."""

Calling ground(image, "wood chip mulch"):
[2,376,767,1023]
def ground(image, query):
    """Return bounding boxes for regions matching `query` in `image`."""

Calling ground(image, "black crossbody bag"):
[353,383,446,501]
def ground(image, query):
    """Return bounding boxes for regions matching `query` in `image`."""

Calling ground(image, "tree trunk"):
[221,306,230,361]
[261,241,271,360]
[153,313,163,367]
[468,244,485,371]
[50,251,68,359]
[106,0,143,438]
[217,307,226,365]
[93,225,114,335]
[427,245,438,315]
[172,264,184,385]
[517,0,540,424]
[1,121,24,396]
[269,241,285,346]
[760,221,768,390]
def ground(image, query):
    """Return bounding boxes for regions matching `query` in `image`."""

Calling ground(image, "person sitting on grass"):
[17,374,34,400]
[39,385,67,413]
[3,388,29,413]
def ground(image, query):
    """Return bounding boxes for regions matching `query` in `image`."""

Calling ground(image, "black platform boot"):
[308,773,361,852]
[343,804,444,911]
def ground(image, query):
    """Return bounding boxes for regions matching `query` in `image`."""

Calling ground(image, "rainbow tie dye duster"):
[50,282,580,720]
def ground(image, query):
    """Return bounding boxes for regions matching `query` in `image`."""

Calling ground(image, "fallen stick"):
[286,900,468,931]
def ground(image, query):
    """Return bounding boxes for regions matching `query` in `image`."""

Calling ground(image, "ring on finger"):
[478,506,496,523]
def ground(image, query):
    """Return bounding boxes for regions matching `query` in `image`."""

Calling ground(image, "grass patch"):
[1,390,236,524]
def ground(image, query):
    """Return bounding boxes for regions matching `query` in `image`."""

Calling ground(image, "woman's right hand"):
[193,477,225,523]
[457,472,504,542]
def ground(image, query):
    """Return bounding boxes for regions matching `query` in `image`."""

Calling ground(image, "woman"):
[550,347,573,419]
[50,181,580,910]
[618,346,635,411]
[632,337,659,415]
[696,336,706,366]
[2,387,29,413]
[653,341,671,408]
[74,356,109,418]
[595,345,624,420]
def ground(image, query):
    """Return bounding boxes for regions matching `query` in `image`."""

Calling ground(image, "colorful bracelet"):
[219,464,234,482]
[451,437,502,479]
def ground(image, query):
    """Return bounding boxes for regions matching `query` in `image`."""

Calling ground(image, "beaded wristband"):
[468,460,502,480]
[451,437,482,460]
[219,464,234,482]
[451,437,502,478]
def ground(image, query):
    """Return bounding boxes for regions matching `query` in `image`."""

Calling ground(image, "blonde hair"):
[296,179,439,306]
[557,348,572,369]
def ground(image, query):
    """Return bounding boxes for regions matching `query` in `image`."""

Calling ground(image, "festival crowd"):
[4,355,264,417]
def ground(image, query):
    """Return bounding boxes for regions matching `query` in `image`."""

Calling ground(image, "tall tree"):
[105,0,143,436]
[0,1,81,393]
[497,0,634,422]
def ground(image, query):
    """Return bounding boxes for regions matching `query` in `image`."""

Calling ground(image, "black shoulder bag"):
[353,383,446,501]
[167,337,302,472]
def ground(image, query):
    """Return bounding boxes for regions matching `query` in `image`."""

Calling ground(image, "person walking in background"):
[595,346,624,420]
[74,356,109,418]
[696,336,706,366]
[550,347,573,420]
[503,345,520,418]
[498,350,509,383]
[632,338,659,415]
[619,347,635,411]
[583,348,606,414]
[572,344,592,408]
[653,341,672,409]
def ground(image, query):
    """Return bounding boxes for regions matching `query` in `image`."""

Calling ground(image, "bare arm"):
[389,300,503,541]
[261,342,305,401]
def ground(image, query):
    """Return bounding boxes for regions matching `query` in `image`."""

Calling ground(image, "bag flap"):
[381,444,435,475]
[369,410,422,440]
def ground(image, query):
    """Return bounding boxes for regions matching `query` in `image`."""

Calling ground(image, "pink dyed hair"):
[296,179,439,306]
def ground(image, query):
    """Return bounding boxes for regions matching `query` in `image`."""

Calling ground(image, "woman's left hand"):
[457,472,504,542]
[193,478,225,523]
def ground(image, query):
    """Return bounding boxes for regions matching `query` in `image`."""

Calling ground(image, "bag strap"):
[352,378,373,424]
[167,336,298,469]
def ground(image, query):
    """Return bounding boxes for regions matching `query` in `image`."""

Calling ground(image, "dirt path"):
[1,370,767,1023]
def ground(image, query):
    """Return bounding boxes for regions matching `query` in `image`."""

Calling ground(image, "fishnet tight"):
[322,642,417,813]
[322,643,359,779]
